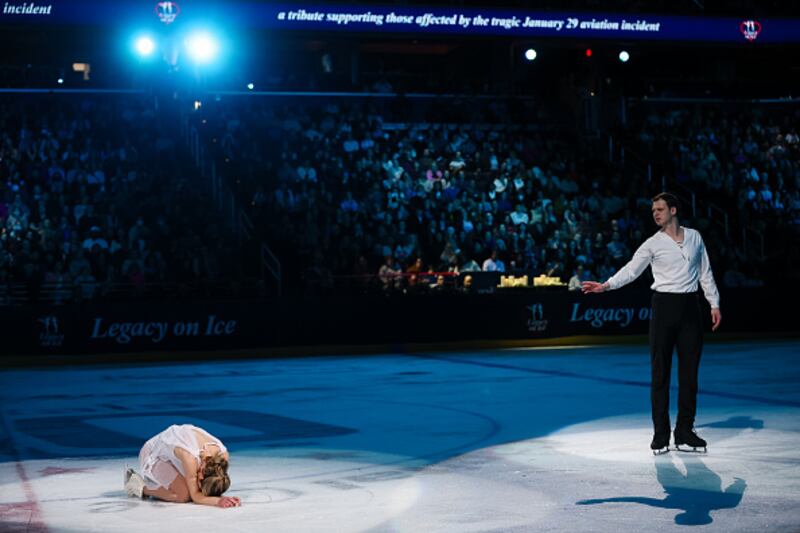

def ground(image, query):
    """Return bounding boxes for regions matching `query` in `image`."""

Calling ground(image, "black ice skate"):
[674,427,707,453]
[650,432,670,456]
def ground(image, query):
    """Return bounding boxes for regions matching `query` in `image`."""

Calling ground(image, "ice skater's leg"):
[675,296,703,430]
[143,474,191,503]
[141,460,191,503]
[650,294,678,435]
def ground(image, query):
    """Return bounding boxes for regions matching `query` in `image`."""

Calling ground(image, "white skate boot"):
[124,465,145,498]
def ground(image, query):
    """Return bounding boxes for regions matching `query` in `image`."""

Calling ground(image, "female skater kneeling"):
[124,424,241,508]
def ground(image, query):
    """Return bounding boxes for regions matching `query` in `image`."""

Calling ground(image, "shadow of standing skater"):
[577,455,746,525]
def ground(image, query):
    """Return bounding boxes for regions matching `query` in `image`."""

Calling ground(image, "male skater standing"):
[582,192,721,454]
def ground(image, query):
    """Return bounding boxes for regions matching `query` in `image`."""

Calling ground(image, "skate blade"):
[124,463,136,484]
[675,445,707,453]
[652,447,670,456]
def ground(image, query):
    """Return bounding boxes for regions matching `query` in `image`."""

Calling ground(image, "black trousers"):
[649,292,703,434]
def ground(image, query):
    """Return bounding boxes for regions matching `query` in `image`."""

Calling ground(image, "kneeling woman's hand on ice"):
[216,496,241,508]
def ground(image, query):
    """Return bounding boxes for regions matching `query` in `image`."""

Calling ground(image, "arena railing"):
[742,226,765,261]
[0,280,267,306]
[327,271,570,293]
[707,203,730,239]
[182,117,282,296]
[0,272,571,304]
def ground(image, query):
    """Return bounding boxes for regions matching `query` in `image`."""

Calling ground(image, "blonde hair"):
[200,452,231,496]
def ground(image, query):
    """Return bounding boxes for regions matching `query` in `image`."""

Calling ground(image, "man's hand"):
[711,308,721,332]
[216,496,241,508]
[581,281,606,294]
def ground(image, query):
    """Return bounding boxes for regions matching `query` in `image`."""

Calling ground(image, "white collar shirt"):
[605,227,720,308]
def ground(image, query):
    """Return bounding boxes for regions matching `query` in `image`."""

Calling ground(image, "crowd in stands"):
[0,95,240,303]
[4,92,795,304]
[197,95,800,295]
[198,97,674,295]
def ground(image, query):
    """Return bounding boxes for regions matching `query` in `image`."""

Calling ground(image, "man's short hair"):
[652,192,680,215]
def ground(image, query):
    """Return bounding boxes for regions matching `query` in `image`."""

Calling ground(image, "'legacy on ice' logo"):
[526,303,549,333]
[739,20,761,42]
[155,1,180,24]
[37,316,64,348]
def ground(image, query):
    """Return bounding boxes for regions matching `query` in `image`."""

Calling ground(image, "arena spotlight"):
[524,48,538,61]
[134,35,156,57]
[619,50,630,63]
[185,31,219,64]
[247,82,254,90]
[57,78,64,84]
[585,48,593,58]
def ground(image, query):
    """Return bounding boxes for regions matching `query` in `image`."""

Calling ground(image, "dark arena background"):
[0,1,799,531]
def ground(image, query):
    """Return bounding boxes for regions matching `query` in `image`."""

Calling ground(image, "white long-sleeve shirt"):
[605,227,720,308]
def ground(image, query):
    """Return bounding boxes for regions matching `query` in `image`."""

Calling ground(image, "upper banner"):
[1,1,798,43]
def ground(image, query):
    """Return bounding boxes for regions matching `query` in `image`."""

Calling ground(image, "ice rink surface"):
[1,340,799,532]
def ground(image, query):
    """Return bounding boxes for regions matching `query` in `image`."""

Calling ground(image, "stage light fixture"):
[247,83,254,90]
[135,36,156,57]
[185,31,219,64]
[57,78,64,84]
[524,48,537,61]
[585,48,593,58]
[619,50,630,63]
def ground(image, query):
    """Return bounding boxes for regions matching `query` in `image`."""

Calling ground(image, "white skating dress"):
[138,424,227,490]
